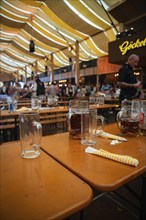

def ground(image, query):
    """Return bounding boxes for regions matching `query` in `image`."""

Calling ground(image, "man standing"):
[35,77,45,96]
[118,54,141,102]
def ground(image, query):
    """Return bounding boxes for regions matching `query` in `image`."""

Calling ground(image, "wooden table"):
[0,106,69,116]
[40,123,146,219]
[0,100,69,110]
[90,103,119,109]
[0,104,118,118]
[0,141,92,220]
[105,98,120,104]
[0,104,120,143]
[0,104,118,127]
[0,107,69,142]
[17,101,69,107]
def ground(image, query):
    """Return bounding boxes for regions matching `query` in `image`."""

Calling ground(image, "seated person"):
[100,81,111,95]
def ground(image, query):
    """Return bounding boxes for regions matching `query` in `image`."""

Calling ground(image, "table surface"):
[0,142,92,220]
[0,104,119,117]
[41,123,146,192]
[90,103,119,109]
[0,106,69,117]
[17,100,69,107]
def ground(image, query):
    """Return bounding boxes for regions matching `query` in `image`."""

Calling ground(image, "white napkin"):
[16,107,29,112]
[85,147,139,167]
[97,131,127,142]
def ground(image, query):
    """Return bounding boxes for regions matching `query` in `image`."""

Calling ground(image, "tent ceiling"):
[0,0,121,78]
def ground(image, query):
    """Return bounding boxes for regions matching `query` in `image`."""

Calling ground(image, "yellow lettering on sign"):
[119,38,146,55]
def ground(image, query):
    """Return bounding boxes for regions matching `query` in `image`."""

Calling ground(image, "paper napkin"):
[97,131,127,142]
[85,147,139,167]
[16,107,29,112]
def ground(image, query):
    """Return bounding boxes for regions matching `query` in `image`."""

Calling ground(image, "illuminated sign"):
[119,37,146,55]
[108,30,146,65]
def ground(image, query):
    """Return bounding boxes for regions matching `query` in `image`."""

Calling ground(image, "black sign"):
[108,30,146,66]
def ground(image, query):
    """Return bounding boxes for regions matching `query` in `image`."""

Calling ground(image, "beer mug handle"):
[33,121,42,145]
[67,112,72,132]
[96,115,104,136]
[116,111,122,130]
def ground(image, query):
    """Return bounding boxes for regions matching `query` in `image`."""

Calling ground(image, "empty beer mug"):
[19,112,42,159]
[81,109,104,146]
[31,96,42,110]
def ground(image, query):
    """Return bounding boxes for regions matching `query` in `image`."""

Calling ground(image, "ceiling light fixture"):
[29,40,35,52]
[29,14,35,53]
[116,28,135,40]
[45,65,48,76]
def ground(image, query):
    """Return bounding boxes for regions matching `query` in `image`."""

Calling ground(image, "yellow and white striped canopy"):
[0,0,121,78]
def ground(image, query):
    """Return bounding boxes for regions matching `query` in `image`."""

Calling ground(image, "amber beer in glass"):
[68,100,89,139]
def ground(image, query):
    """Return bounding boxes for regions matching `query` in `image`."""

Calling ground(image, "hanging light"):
[29,40,35,52]
[29,14,35,53]
[45,65,48,76]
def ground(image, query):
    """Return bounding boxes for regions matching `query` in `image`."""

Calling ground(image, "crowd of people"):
[0,77,144,102]
[0,78,121,100]
[0,54,145,102]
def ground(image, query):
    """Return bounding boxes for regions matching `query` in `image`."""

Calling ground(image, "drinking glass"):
[12,97,18,111]
[139,100,146,136]
[68,100,89,139]
[31,97,42,110]
[81,109,104,146]
[47,95,58,108]
[117,100,141,136]
[19,112,42,159]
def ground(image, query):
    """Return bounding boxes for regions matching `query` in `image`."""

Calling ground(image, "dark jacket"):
[36,79,45,96]
[118,63,137,101]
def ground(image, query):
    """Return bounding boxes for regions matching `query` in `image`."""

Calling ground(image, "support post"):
[75,40,80,86]
[51,53,54,82]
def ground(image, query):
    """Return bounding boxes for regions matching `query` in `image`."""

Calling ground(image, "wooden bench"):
[39,112,68,135]
[0,116,19,143]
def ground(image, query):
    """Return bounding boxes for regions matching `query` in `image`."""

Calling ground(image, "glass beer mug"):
[81,109,104,146]
[117,100,141,136]
[19,112,42,159]
[139,100,146,136]
[31,96,42,110]
[47,95,58,108]
[68,100,89,139]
